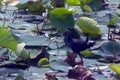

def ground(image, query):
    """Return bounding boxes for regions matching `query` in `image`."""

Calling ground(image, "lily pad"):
[109,64,120,75]
[50,8,75,32]
[0,27,20,51]
[50,60,70,72]
[65,0,81,6]
[76,17,101,38]
[101,40,120,56]
[81,50,102,59]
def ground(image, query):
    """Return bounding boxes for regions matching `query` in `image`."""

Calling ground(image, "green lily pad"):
[65,0,80,6]
[76,17,101,38]
[82,5,92,12]
[28,1,45,15]
[50,8,74,32]
[0,27,20,51]
[107,15,119,26]
[81,50,102,59]
[101,40,120,56]
[109,64,120,75]
[88,0,103,11]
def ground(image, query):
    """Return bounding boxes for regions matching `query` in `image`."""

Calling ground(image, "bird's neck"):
[66,35,74,44]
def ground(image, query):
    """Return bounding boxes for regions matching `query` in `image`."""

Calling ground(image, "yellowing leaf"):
[38,58,49,68]
[109,64,120,75]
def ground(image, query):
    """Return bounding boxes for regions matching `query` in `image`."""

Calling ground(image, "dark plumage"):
[63,30,96,63]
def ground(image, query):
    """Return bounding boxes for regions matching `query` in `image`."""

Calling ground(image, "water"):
[0,0,120,80]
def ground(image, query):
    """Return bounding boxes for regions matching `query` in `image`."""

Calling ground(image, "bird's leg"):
[78,53,84,65]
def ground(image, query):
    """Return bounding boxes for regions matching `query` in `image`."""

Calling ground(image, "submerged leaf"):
[76,17,101,38]
[0,27,19,51]
[50,8,74,32]
[109,64,120,75]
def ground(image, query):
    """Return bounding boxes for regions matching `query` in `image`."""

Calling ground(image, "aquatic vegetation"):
[28,1,45,15]
[0,27,20,51]
[51,0,65,8]
[81,50,102,59]
[107,15,119,26]
[50,8,74,32]
[65,0,81,6]
[16,1,45,15]
[76,17,101,39]
[109,64,120,75]
[38,58,49,68]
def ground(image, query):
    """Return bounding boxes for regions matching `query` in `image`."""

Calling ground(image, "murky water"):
[0,0,120,80]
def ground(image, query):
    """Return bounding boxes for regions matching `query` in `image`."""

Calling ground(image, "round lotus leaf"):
[101,40,120,56]
[76,17,101,38]
[38,58,49,68]
[50,8,74,32]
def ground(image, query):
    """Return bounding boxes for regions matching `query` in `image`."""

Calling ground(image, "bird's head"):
[63,29,72,37]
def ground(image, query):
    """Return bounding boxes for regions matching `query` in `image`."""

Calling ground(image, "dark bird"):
[63,29,96,64]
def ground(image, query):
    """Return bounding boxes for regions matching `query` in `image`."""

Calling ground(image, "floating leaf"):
[38,58,49,68]
[83,5,92,12]
[0,27,19,51]
[50,8,74,32]
[80,0,92,5]
[107,15,119,26]
[15,3,29,10]
[81,50,101,58]
[109,64,120,75]
[65,0,80,6]
[28,1,45,15]
[88,0,103,11]
[76,17,101,38]
[18,49,30,59]
[101,40,120,56]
